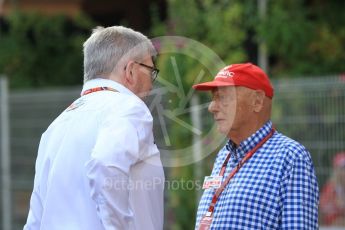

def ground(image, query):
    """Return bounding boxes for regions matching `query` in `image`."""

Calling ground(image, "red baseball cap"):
[333,152,345,168]
[192,63,274,98]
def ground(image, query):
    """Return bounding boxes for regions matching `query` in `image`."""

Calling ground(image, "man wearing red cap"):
[193,63,319,229]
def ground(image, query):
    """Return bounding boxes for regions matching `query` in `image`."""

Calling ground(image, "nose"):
[208,100,218,114]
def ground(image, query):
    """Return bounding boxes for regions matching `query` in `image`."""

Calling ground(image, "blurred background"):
[0,0,345,229]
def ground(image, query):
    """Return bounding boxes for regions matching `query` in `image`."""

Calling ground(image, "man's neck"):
[229,120,269,146]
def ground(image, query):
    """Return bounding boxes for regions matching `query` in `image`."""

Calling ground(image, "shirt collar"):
[81,78,135,96]
[226,120,273,158]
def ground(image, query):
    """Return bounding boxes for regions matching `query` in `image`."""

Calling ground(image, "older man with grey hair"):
[24,26,164,230]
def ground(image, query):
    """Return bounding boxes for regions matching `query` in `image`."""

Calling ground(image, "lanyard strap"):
[81,87,118,96]
[206,128,275,215]
[219,152,231,176]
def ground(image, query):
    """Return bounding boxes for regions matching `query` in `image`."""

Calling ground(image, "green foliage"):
[258,1,345,76]
[163,0,246,63]
[0,11,95,88]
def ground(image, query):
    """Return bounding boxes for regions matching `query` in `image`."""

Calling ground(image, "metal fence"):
[272,76,345,187]
[1,78,80,230]
[1,75,345,229]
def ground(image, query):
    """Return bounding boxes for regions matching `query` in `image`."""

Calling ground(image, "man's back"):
[24,80,164,230]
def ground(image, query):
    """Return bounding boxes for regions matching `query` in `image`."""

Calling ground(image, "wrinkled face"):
[208,86,253,137]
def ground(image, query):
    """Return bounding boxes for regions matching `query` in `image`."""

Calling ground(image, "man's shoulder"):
[108,92,147,109]
[271,132,306,152]
[101,94,153,126]
[271,132,313,166]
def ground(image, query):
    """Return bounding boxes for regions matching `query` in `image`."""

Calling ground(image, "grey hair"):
[83,26,156,83]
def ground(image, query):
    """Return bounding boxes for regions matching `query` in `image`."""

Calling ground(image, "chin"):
[217,126,230,135]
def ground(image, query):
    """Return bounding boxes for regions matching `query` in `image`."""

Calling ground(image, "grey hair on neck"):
[83,26,156,83]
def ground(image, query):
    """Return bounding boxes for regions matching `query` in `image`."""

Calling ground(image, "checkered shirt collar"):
[226,120,273,158]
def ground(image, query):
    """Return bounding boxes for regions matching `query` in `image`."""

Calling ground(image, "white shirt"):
[24,79,164,230]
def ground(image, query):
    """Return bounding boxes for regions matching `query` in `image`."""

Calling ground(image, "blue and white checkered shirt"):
[195,121,319,229]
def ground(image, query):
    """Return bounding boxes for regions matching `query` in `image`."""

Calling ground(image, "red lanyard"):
[66,87,118,112]
[81,87,118,96]
[205,128,275,216]
[218,152,231,177]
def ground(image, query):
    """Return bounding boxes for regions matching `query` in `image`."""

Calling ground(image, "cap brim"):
[192,80,236,91]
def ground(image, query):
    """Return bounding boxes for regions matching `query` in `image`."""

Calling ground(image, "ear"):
[123,61,136,86]
[252,90,265,112]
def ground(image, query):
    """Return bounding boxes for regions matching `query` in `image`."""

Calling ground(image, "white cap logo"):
[215,68,234,79]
